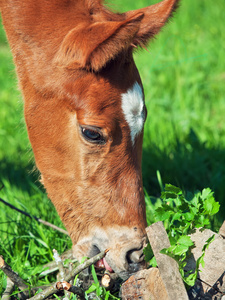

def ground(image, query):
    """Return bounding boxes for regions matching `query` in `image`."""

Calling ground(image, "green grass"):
[1,0,225,297]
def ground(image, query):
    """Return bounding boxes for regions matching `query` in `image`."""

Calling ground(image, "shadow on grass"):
[142,129,225,225]
[0,159,43,193]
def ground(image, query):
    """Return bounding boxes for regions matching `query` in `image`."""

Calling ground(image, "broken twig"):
[0,197,69,235]
[56,281,85,298]
[101,272,114,289]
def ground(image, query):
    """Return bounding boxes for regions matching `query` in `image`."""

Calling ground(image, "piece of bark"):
[146,222,189,300]
[121,267,168,300]
[219,221,225,238]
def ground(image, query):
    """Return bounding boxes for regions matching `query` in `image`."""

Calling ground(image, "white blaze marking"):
[121,82,145,145]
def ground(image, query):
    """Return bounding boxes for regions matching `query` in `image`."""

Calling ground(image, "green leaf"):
[204,198,220,215]
[201,188,213,201]
[155,207,172,221]
[105,291,110,300]
[161,192,178,199]
[143,243,153,262]
[177,235,194,247]
[164,184,182,195]
[90,264,99,285]
[149,256,157,267]
[184,272,198,286]
[85,284,97,294]
[202,234,215,252]
[171,212,182,221]
[183,212,194,222]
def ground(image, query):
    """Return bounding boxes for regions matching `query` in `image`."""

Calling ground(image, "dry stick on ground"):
[53,249,70,299]
[53,249,66,281]
[0,256,29,299]
[28,249,109,300]
[39,249,76,277]
[2,277,15,300]
[0,197,69,236]
[0,256,28,290]
[0,256,52,299]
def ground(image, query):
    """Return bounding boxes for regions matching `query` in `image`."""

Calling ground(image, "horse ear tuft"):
[54,13,144,72]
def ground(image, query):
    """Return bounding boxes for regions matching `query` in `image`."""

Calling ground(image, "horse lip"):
[95,257,114,273]
[103,257,114,272]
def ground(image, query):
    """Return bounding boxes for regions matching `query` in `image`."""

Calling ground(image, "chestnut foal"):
[0,0,179,279]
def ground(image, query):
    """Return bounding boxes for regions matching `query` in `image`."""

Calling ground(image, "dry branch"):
[0,256,52,299]
[2,277,15,300]
[0,256,28,291]
[39,249,75,277]
[28,249,108,300]
[0,256,29,299]
[53,249,66,281]
[53,249,70,299]
[0,197,69,235]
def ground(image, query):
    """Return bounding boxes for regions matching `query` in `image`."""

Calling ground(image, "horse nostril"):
[127,248,144,264]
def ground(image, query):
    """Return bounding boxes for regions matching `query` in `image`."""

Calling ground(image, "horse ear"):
[125,0,180,47]
[54,13,144,72]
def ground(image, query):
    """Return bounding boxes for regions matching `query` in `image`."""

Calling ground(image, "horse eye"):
[81,126,105,144]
